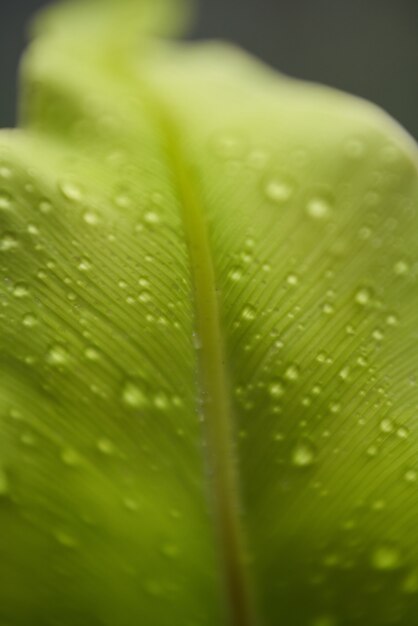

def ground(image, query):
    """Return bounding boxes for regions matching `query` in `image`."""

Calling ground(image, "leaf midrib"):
[149,103,257,625]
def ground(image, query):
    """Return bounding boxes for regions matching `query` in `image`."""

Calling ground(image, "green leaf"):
[1,0,417,624]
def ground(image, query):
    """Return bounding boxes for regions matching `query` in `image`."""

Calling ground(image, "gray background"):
[0,0,417,137]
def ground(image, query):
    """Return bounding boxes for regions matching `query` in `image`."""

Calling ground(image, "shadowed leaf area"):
[0,0,417,624]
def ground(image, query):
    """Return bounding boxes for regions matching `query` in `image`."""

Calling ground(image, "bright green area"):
[0,0,417,625]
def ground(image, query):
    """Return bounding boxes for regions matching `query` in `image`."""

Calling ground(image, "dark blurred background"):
[0,0,417,137]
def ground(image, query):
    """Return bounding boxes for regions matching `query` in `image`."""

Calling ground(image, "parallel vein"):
[157,112,257,626]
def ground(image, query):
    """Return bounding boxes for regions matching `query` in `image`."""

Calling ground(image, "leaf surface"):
[1,1,418,625]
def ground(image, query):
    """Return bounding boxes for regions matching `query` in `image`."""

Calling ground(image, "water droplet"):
[355,287,372,306]
[397,426,409,440]
[27,223,39,236]
[83,211,99,225]
[0,232,18,251]
[306,195,332,220]
[138,290,152,304]
[211,133,244,159]
[161,543,180,559]
[59,181,82,202]
[372,328,384,342]
[284,364,300,381]
[316,351,328,364]
[97,438,115,455]
[0,191,12,210]
[0,165,12,179]
[138,278,149,289]
[84,347,100,361]
[404,469,417,484]
[268,380,285,399]
[123,497,139,512]
[403,570,418,594]
[39,199,52,214]
[143,211,160,226]
[46,344,69,366]
[367,444,379,457]
[263,175,294,204]
[380,418,394,433]
[78,258,92,272]
[22,313,38,328]
[286,273,299,286]
[339,366,350,381]
[122,380,147,409]
[242,305,256,321]
[228,266,243,282]
[394,260,410,276]
[54,529,78,548]
[114,194,132,209]
[371,545,401,571]
[61,447,81,467]
[291,440,316,467]
[13,282,29,298]
[154,391,169,410]
[371,499,386,512]
[322,302,335,315]
[386,313,399,327]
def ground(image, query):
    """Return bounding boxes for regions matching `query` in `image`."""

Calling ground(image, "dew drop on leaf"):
[84,347,100,361]
[54,529,79,549]
[123,497,139,512]
[22,313,38,328]
[83,211,99,225]
[61,447,81,467]
[291,440,316,467]
[339,366,350,381]
[161,543,180,559]
[306,195,332,220]
[59,181,82,202]
[78,258,92,272]
[38,199,53,214]
[228,266,243,282]
[13,283,29,298]
[386,313,399,327]
[143,210,160,226]
[394,259,410,276]
[268,380,285,399]
[0,233,18,251]
[46,344,69,366]
[138,291,152,304]
[372,328,384,342]
[97,438,115,455]
[367,444,379,458]
[0,191,12,210]
[403,570,418,594]
[0,165,12,179]
[286,273,299,287]
[397,426,409,440]
[379,418,395,433]
[355,287,372,306]
[153,391,169,410]
[404,469,417,484]
[284,364,300,381]
[122,380,147,408]
[263,175,294,204]
[371,544,401,571]
[322,302,335,315]
[241,304,256,321]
